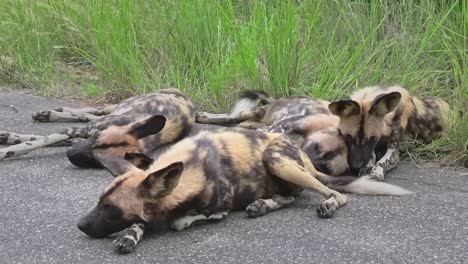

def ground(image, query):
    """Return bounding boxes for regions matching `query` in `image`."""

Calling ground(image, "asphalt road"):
[1,90,467,264]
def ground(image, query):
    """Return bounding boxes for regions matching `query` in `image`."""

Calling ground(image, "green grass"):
[0,0,466,165]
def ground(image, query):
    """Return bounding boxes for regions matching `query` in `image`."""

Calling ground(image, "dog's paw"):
[369,165,385,181]
[113,236,137,254]
[317,200,336,219]
[195,112,211,122]
[244,200,267,218]
[358,166,372,177]
[32,110,51,122]
[0,132,8,144]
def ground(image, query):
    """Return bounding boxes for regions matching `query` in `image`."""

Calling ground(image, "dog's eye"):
[322,151,336,160]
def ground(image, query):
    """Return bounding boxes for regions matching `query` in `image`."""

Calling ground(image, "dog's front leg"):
[369,145,400,181]
[358,152,376,177]
[113,223,145,254]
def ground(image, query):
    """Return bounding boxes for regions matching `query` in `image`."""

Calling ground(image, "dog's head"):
[77,152,183,238]
[67,115,166,169]
[302,128,349,175]
[328,92,401,172]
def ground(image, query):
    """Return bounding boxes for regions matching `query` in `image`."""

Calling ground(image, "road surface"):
[1,90,467,264]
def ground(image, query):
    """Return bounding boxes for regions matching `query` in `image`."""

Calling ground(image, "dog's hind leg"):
[32,109,102,123]
[0,133,70,160]
[0,131,45,144]
[0,127,89,161]
[113,223,145,254]
[0,131,84,146]
[238,120,265,130]
[263,136,348,218]
[32,104,116,123]
[57,105,116,116]
[244,195,295,218]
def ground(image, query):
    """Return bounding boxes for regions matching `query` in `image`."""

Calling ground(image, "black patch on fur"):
[124,152,154,170]
[329,100,360,117]
[232,187,257,210]
[77,203,134,238]
[94,142,129,150]
[129,115,166,139]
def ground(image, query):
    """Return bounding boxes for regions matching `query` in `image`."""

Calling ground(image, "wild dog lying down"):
[78,117,352,254]
[329,86,451,180]
[210,87,451,180]
[198,91,331,130]
[0,89,197,163]
[201,91,350,176]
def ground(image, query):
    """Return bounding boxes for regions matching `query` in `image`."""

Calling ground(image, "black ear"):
[128,115,166,139]
[139,162,184,198]
[124,152,154,170]
[94,151,133,177]
[329,100,361,118]
[369,92,401,117]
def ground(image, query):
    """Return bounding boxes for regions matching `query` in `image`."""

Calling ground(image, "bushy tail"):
[335,176,413,195]
[316,173,413,196]
[229,90,274,118]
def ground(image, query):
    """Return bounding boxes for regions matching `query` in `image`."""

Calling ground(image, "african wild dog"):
[77,115,353,253]
[210,88,451,181]
[66,88,200,168]
[329,85,451,180]
[0,89,199,164]
[78,118,347,252]
[200,91,351,176]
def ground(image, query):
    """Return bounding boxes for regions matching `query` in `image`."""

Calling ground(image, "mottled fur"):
[65,89,198,168]
[329,85,451,180]
[77,119,349,253]
[222,92,348,177]
[0,89,200,163]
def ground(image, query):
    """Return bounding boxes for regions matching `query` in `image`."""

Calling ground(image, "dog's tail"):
[229,90,274,117]
[316,173,413,196]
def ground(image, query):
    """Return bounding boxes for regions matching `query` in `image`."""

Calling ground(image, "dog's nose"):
[349,161,367,173]
[77,218,89,233]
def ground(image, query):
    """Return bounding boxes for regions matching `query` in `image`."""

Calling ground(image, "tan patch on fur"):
[102,167,148,220]
[216,133,255,173]
[153,165,206,216]
[304,129,348,175]
[345,86,414,138]
[437,99,452,129]
[363,114,389,138]
[159,118,183,144]
[300,114,339,135]
[337,114,360,137]
[95,125,143,157]
[199,180,215,207]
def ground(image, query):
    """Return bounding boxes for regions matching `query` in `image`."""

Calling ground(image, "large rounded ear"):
[138,162,184,198]
[94,151,133,177]
[124,152,154,170]
[329,100,361,118]
[369,92,401,117]
[128,115,166,139]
